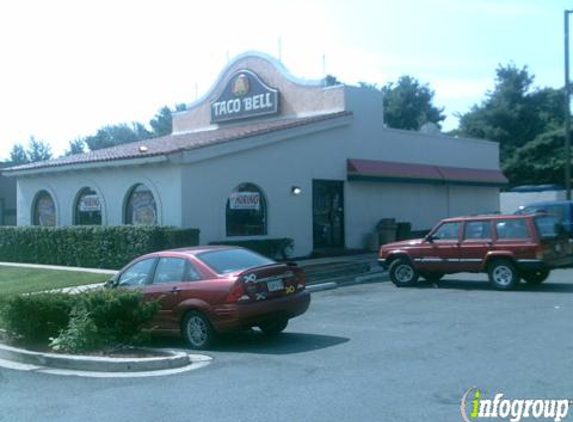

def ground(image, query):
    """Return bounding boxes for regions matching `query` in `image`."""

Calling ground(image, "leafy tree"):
[503,129,565,186]
[149,106,172,137]
[65,138,86,156]
[27,137,53,162]
[84,123,150,151]
[381,75,445,130]
[27,137,52,162]
[9,137,52,164]
[149,103,187,137]
[78,104,188,152]
[9,143,29,164]
[456,64,562,159]
[454,63,567,186]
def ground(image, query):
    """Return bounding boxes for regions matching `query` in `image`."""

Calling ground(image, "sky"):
[0,0,570,160]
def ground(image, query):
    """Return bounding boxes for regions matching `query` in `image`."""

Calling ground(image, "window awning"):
[347,159,508,187]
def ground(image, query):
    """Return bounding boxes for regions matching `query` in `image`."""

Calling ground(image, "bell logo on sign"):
[232,74,250,96]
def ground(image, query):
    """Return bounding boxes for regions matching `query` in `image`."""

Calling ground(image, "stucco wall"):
[16,164,182,227]
[178,105,501,256]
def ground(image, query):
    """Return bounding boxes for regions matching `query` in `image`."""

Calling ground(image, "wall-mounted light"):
[291,186,302,195]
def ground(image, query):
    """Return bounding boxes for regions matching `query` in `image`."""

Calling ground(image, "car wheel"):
[421,272,444,283]
[259,319,288,336]
[522,269,550,285]
[181,311,215,350]
[389,258,419,287]
[488,260,520,290]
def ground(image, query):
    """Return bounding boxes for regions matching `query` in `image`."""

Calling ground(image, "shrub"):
[49,307,101,353]
[77,289,159,345]
[0,292,75,343]
[0,226,200,269]
[0,289,159,352]
[209,238,294,260]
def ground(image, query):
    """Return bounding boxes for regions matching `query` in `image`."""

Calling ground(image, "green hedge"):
[0,289,159,352]
[209,238,294,260]
[0,226,200,269]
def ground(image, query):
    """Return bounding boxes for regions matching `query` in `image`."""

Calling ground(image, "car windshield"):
[535,215,563,239]
[197,248,275,274]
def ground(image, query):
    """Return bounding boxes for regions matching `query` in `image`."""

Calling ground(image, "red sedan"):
[107,246,311,349]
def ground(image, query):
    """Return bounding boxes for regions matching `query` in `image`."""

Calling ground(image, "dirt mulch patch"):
[0,329,170,359]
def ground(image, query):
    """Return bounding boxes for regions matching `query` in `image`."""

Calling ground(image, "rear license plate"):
[266,279,284,292]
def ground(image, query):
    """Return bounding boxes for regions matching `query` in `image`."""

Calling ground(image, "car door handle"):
[170,286,181,294]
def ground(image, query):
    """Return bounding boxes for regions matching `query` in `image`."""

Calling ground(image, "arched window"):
[75,187,102,225]
[226,183,267,236]
[125,184,157,225]
[33,190,56,226]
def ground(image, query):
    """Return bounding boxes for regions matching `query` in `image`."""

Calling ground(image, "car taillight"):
[226,281,249,303]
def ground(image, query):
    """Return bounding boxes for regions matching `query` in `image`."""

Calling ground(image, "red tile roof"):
[4,112,350,173]
[347,158,508,187]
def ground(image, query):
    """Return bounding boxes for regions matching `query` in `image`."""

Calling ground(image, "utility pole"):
[565,10,572,199]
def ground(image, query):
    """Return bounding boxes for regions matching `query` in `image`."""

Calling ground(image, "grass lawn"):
[0,266,112,295]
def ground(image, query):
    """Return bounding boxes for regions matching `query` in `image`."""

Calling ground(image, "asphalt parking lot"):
[1,269,572,422]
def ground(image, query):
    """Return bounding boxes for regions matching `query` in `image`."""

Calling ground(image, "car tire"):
[522,269,550,285]
[488,260,520,290]
[389,258,419,287]
[421,272,444,283]
[259,319,288,336]
[181,311,215,350]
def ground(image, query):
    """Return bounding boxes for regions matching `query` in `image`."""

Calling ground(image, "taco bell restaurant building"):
[4,52,507,257]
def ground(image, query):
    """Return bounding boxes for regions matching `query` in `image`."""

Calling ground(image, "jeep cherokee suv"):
[378,213,573,290]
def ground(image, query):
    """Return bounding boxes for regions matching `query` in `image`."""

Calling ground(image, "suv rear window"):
[535,215,562,239]
[197,248,275,274]
[495,218,530,239]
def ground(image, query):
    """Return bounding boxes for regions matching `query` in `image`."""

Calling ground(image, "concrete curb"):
[307,272,389,292]
[0,343,191,372]
[307,282,338,293]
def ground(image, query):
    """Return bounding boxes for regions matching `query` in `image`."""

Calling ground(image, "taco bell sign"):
[211,70,279,123]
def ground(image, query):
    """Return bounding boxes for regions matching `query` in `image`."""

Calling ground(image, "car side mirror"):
[104,278,117,288]
[425,234,436,243]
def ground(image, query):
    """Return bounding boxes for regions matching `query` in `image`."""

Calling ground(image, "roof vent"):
[139,145,149,153]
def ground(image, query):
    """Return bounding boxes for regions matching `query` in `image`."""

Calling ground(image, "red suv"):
[378,213,573,290]
[107,246,310,349]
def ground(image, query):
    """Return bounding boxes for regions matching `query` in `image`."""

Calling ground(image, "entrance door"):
[313,180,345,248]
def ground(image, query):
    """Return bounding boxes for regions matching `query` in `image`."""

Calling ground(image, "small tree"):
[27,136,52,162]
[9,143,29,164]
[149,103,187,137]
[381,75,445,130]
[65,139,86,156]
